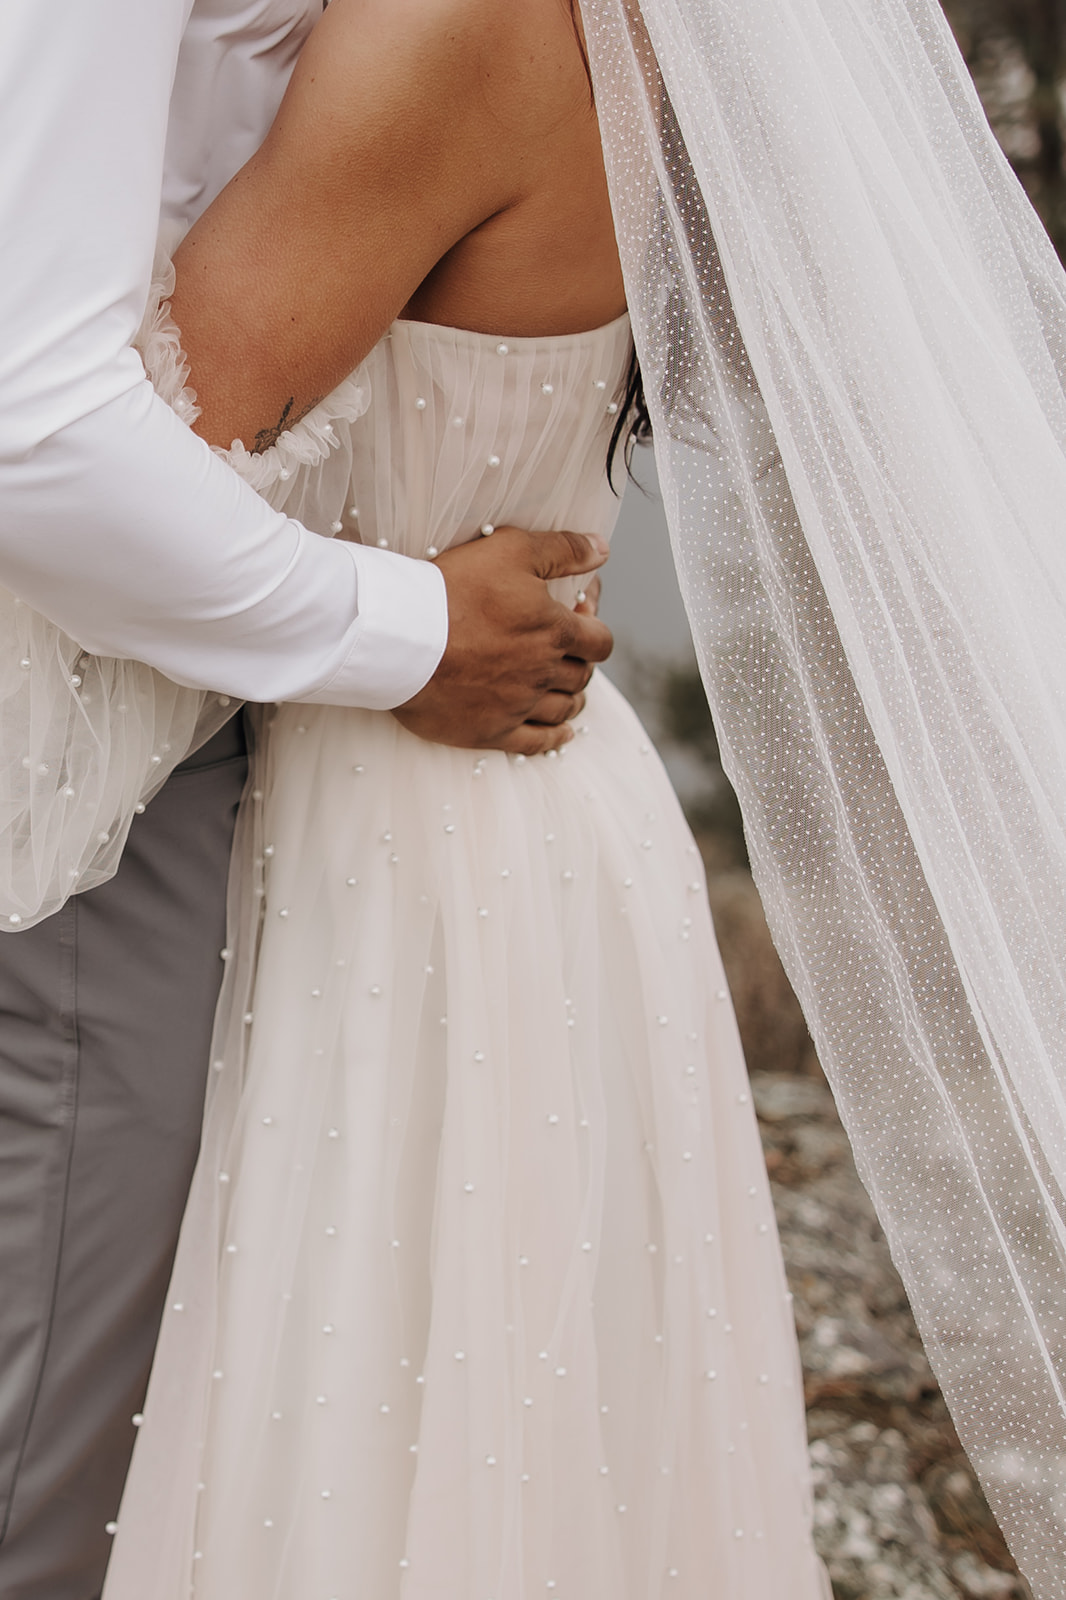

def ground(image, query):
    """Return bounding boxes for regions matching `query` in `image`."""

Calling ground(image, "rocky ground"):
[754,1070,1027,1600]
[704,865,1032,1600]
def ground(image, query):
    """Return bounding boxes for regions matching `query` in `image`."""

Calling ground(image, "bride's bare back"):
[171,0,625,452]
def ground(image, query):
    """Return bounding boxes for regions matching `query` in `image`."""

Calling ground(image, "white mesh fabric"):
[0,251,366,934]
[0,603,227,930]
[579,0,1066,1590]
[0,259,224,930]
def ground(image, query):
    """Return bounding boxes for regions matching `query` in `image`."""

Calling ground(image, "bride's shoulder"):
[316,0,588,120]
[323,0,572,38]
[325,0,502,49]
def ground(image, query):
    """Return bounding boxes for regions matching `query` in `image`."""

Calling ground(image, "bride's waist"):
[255,674,669,865]
[264,669,628,771]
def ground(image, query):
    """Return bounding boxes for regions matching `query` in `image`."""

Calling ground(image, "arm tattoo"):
[252,394,326,455]
[254,397,296,455]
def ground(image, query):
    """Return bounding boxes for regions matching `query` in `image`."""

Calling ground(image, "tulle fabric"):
[579,1,1066,1591]
[0,259,222,931]
[0,614,231,929]
[103,316,827,1598]
[0,249,368,934]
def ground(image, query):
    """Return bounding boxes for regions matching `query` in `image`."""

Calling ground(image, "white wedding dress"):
[104,314,828,1599]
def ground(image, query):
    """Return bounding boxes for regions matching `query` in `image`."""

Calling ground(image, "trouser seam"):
[0,903,82,1547]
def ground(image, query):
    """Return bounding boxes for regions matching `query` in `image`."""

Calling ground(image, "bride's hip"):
[254,668,699,894]
[264,668,650,781]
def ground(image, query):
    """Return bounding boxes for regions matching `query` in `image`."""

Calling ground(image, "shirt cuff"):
[294,543,448,710]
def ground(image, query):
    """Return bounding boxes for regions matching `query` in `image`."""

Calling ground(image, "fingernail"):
[588,535,609,558]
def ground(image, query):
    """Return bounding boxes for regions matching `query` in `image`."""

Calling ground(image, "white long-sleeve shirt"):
[0,0,447,708]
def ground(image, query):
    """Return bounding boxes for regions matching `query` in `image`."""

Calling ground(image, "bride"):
[95,0,1066,1589]
[102,0,828,1595]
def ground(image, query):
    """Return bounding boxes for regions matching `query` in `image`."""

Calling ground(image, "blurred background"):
[597,6,1065,1592]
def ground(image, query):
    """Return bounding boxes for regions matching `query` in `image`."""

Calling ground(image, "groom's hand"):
[392,528,613,755]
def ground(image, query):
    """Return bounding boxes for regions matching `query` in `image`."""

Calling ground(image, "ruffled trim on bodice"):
[136,254,203,429]
[210,369,366,493]
[135,251,369,492]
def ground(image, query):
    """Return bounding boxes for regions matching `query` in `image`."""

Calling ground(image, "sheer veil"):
[578,0,1066,1589]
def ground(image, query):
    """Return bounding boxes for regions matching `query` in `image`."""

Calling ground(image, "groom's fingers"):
[553,608,613,666]
[391,528,613,750]
[543,657,593,696]
[497,720,576,757]
[519,529,613,665]
[522,527,609,582]
[526,689,586,726]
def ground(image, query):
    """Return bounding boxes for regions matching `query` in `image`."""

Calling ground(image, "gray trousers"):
[0,714,249,1600]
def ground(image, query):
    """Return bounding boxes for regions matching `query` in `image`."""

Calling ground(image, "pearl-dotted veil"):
[579,0,1066,1591]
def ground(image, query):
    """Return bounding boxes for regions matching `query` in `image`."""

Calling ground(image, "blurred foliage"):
[942,0,1066,257]
[657,662,749,865]
[658,661,721,770]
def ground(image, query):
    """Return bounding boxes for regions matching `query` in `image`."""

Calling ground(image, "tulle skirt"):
[103,671,827,1600]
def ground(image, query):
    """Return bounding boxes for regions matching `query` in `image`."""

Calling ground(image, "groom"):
[0,2,612,1596]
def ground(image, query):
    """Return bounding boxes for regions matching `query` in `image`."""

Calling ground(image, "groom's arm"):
[0,0,609,740]
[0,0,448,709]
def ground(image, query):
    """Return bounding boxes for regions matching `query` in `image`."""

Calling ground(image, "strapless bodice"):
[340,315,633,572]
[146,299,636,606]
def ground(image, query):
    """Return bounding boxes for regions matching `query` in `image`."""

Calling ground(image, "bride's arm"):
[170,0,531,451]
[166,0,615,757]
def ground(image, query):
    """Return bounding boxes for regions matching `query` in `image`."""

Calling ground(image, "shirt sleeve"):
[0,0,447,708]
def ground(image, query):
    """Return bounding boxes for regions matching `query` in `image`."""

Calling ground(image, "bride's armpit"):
[166,0,595,453]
